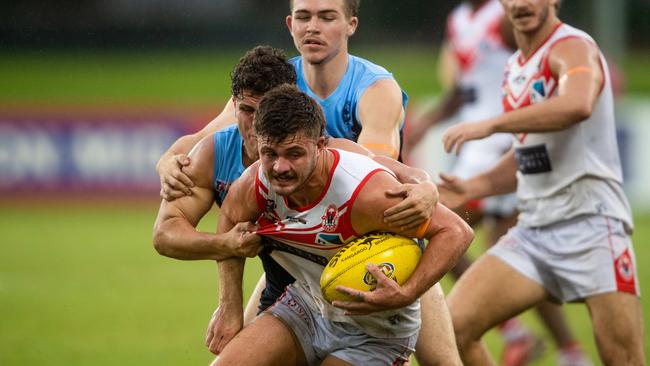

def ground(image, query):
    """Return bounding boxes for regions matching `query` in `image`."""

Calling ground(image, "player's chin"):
[271,181,298,196]
[301,51,328,65]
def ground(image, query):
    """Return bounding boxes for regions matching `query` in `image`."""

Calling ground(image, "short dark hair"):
[289,0,360,18]
[231,45,297,99]
[254,84,326,144]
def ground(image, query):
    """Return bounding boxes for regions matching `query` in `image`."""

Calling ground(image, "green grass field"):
[1,47,649,365]
[1,203,648,365]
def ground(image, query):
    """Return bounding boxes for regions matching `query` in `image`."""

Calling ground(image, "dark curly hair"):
[254,84,326,144]
[289,0,359,18]
[231,45,297,99]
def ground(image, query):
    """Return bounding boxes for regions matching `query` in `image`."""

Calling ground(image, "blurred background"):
[1,1,648,365]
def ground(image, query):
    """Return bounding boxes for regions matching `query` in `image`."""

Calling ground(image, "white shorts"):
[488,215,640,303]
[267,285,416,366]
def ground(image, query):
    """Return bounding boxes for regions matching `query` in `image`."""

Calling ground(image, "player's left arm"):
[334,172,473,314]
[356,78,404,159]
[443,37,604,154]
[327,137,438,229]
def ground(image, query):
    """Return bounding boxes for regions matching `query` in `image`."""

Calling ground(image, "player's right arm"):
[152,133,260,260]
[206,165,262,355]
[157,99,236,201]
[438,148,518,210]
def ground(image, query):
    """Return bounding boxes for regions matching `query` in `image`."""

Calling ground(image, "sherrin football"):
[320,232,422,303]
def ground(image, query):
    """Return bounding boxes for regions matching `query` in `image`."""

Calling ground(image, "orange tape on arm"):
[360,143,398,159]
[415,217,432,238]
[559,66,594,83]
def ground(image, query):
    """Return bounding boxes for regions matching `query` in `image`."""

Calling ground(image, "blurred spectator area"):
[1,0,649,50]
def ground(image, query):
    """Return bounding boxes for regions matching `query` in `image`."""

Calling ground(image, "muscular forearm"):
[403,220,473,299]
[374,156,431,184]
[488,94,592,134]
[217,257,245,308]
[153,217,233,261]
[466,150,518,199]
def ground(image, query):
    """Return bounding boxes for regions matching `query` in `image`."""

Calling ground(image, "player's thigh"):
[586,292,645,365]
[320,355,353,366]
[244,274,266,325]
[415,283,461,366]
[447,254,547,340]
[213,313,307,366]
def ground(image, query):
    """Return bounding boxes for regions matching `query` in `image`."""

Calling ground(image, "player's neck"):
[469,0,488,11]
[286,149,334,209]
[516,17,561,59]
[302,49,349,99]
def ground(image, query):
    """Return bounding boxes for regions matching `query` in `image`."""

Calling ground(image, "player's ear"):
[317,136,326,149]
[346,16,358,37]
[286,15,294,34]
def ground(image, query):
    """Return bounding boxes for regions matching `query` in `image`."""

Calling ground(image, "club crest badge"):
[321,204,340,232]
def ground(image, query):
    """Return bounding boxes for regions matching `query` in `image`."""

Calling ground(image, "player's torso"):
[255,149,420,336]
[255,149,385,277]
[291,55,407,141]
[502,24,632,228]
[212,125,245,206]
[448,0,512,120]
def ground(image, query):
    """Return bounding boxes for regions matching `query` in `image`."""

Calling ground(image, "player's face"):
[287,0,358,65]
[500,0,556,34]
[258,132,325,197]
[233,92,263,160]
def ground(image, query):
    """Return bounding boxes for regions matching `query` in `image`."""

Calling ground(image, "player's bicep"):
[217,167,260,233]
[156,186,216,228]
[357,79,404,158]
[550,38,604,111]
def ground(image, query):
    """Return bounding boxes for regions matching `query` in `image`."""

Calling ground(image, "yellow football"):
[320,232,422,303]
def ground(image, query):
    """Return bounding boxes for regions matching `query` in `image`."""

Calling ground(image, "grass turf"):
[0,202,648,365]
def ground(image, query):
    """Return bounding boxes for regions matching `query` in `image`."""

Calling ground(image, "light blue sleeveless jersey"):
[212,124,245,207]
[290,55,408,142]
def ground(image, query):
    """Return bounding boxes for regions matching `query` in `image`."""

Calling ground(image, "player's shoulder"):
[183,134,217,188]
[348,54,392,77]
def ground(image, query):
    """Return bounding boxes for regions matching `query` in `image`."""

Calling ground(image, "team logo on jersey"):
[342,101,352,122]
[321,204,340,232]
[213,179,231,196]
[363,262,396,286]
[316,233,345,246]
[263,199,280,223]
[530,77,555,104]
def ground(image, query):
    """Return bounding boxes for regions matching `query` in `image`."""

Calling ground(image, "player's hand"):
[224,222,262,258]
[205,304,243,355]
[438,173,470,210]
[442,121,493,155]
[157,154,195,201]
[332,263,413,316]
[384,181,438,231]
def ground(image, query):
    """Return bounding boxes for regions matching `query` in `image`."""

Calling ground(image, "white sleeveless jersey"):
[255,149,420,338]
[502,23,632,230]
[447,0,513,122]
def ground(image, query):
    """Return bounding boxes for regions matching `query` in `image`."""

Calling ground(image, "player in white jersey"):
[407,1,591,365]
[213,84,473,366]
[156,1,465,365]
[440,0,645,365]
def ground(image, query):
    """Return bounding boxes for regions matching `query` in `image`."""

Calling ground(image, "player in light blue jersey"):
[290,55,407,146]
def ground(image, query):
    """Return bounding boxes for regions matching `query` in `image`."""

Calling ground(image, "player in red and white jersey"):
[440,0,645,365]
[408,2,590,364]
[213,85,473,366]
